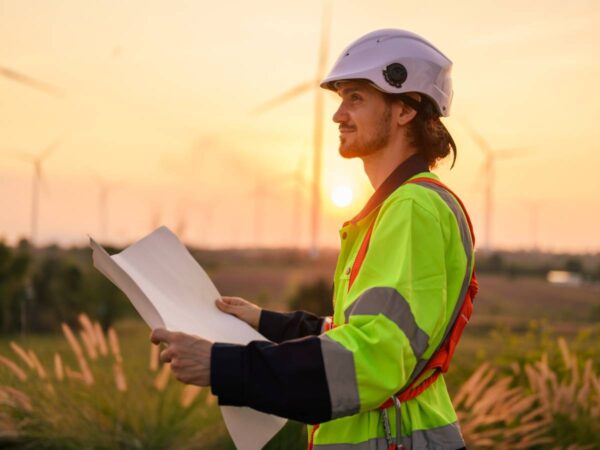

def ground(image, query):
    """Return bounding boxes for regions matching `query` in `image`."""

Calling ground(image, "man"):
[151,29,475,450]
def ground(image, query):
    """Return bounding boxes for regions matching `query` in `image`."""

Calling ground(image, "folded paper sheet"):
[90,226,286,450]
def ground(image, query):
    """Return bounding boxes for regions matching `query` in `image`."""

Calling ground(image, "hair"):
[385,93,457,169]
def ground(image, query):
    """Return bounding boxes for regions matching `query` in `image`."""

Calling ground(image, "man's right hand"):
[216,296,262,330]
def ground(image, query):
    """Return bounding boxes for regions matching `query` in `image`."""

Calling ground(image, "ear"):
[393,93,421,126]
[395,103,417,126]
[393,102,417,127]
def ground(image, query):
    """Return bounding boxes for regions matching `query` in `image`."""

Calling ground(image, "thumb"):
[150,328,171,345]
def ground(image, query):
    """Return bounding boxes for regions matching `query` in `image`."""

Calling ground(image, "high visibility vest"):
[309,172,475,450]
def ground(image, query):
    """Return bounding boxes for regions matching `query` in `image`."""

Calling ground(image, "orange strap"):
[348,212,379,290]
[379,177,478,407]
[308,424,320,450]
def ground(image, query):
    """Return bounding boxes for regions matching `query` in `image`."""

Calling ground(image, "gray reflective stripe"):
[319,334,361,418]
[344,287,429,358]
[313,421,465,450]
[405,182,474,386]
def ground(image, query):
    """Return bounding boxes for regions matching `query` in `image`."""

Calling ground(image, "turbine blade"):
[0,65,66,98]
[4,150,34,163]
[460,119,492,155]
[36,162,44,182]
[39,138,61,161]
[494,148,535,160]
[250,80,316,115]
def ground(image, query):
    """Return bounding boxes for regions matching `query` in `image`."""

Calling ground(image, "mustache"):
[339,124,356,131]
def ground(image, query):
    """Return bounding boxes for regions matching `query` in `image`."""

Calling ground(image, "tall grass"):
[0,314,230,449]
[454,334,599,449]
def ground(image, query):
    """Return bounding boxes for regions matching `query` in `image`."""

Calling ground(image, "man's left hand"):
[150,329,213,386]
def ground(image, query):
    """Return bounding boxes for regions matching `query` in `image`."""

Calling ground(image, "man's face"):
[332,80,392,159]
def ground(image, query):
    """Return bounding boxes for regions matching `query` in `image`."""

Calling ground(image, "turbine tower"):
[251,1,331,257]
[463,123,527,251]
[11,140,61,245]
[291,152,309,248]
[95,176,120,243]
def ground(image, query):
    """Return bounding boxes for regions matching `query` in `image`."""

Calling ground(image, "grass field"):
[0,260,597,449]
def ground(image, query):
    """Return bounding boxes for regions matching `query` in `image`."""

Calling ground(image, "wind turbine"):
[463,122,529,251]
[251,1,332,257]
[10,140,61,246]
[252,177,270,247]
[274,152,309,248]
[0,65,65,98]
[94,175,120,243]
[290,152,309,248]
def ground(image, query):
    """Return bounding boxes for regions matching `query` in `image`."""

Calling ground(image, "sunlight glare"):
[331,185,353,208]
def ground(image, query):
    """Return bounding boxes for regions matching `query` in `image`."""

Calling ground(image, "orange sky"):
[1,0,599,252]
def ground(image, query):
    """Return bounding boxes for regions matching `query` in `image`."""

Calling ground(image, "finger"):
[160,348,175,364]
[216,297,240,312]
[215,298,228,310]
[220,296,244,306]
[151,328,173,345]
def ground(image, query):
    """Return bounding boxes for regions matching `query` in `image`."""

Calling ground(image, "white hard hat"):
[320,29,453,117]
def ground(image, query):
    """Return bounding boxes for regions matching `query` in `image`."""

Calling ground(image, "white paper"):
[90,226,286,450]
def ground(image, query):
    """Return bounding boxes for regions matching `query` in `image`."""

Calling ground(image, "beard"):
[338,105,392,159]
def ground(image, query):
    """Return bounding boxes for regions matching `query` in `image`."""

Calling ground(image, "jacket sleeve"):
[259,309,325,343]
[211,197,465,422]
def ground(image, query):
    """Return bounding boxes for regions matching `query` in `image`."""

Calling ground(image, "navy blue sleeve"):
[259,309,324,344]
[210,337,332,424]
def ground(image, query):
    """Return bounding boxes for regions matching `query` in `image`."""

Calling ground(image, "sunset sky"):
[1,0,599,252]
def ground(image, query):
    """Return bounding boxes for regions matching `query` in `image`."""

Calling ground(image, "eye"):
[350,93,362,102]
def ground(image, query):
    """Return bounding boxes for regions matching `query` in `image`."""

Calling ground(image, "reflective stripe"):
[406,182,474,386]
[313,421,465,450]
[344,287,430,358]
[319,334,361,418]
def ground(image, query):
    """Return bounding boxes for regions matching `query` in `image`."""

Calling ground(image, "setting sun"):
[331,185,353,208]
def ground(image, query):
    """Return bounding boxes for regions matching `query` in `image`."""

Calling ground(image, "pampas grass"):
[0,314,226,449]
[454,362,553,449]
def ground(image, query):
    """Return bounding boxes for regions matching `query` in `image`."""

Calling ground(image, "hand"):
[216,296,262,330]
[150,329,213,386]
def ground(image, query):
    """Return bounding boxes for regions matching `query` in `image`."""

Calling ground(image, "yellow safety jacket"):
[309,165,475,449]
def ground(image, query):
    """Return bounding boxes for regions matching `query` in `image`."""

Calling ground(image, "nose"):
[333,102,349,124]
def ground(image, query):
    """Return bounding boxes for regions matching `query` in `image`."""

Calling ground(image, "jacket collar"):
[346,153,429,225]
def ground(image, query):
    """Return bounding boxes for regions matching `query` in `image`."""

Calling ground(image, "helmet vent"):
[383,63,407,88]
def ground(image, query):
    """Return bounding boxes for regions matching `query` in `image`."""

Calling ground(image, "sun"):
[331,185,353,208]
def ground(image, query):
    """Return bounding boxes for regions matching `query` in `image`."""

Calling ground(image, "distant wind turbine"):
[94,176,120,243]
[274,152,309,248]
[463,122,531,251]
[10,140,61,245]
[252,178,269,246]
[290,153,309,248]
[251,1,331,257]
[0,65,65,98]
